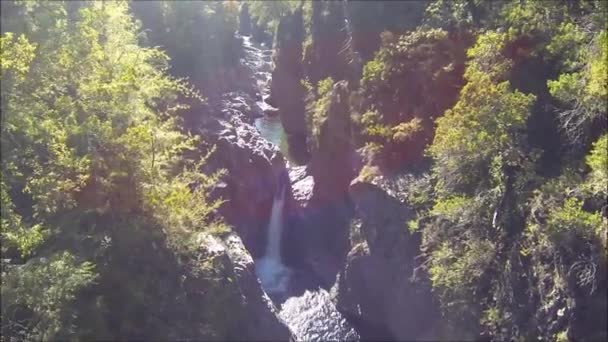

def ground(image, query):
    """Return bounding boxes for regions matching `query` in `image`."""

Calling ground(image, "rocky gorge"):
[161,2,608,339]
[3,2,605,341]
[191,17,442,340]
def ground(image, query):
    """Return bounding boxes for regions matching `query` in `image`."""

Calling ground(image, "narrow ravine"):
[242,35,359,341]
[241,36,288,155]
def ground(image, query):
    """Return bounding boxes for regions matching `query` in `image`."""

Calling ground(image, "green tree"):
[357,28,467,169]
[1,2,227,339]
[248,0,300,37]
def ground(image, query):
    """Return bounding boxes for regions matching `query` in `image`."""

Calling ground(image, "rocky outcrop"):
[159,232,293,341]
[199,108,286,259]
[238,3,251,36]
[303,0,350,85]
[310,81,356,206]
[219,233,294,340]
[283,81,356,286]
[331,177,442,340]
[269,7,309,164]
[288,165,314,209]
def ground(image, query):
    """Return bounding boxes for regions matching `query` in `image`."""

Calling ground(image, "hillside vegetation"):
[1,1,606,341]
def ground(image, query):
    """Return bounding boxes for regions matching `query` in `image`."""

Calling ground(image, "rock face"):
[332,178,441,340]
[219,233,293,340]
[288,165,314,208]
[310,81,355,206]
[168,232,292,340]
[269,7,309,164]
[238,3,251,36]
[191,33,291,260]
[284,81,355,286]
[200,108,286,259]
[303,0,350,85]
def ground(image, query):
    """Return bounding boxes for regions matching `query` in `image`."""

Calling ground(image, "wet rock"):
[264,95,277,108]
[220,233,294,340]
[288,165,314,207]
[221,91,262,120]
[204,116,286,258]
[174,233,293,341]
[279,289,359,341]
[264,107,280,117]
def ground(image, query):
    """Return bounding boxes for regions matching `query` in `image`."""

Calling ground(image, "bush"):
[1,252,97,340]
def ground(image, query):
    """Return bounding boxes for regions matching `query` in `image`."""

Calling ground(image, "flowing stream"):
[243,35,359,341]
[240,36,289,155]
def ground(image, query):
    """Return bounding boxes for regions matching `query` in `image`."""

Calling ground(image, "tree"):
[1,2,226,339]
[248,0,299,37]
[357,28,467,169]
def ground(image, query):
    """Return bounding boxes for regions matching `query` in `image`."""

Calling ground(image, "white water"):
[266,186,285,259]
[254,183,359,341]
[255,185,291,295]
[240,36,286,147]
[280,289,359,341]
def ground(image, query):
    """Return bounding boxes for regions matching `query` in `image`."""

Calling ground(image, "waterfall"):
[255,179,291,295]
[265,185,286,260]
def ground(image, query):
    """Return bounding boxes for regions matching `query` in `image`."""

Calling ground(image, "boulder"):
[203,114,286,259]
[288,165,314,208]
[220,233,294,340]
[331,178,442,340]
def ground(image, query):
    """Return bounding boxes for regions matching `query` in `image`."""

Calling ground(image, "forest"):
[1,1,606,341]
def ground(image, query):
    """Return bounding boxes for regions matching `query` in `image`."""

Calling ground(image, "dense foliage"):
[1,0,606,341]
[260,0,607,340]
[413,1,606,340]
[0,1,241,340]
[357,28,467,169]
